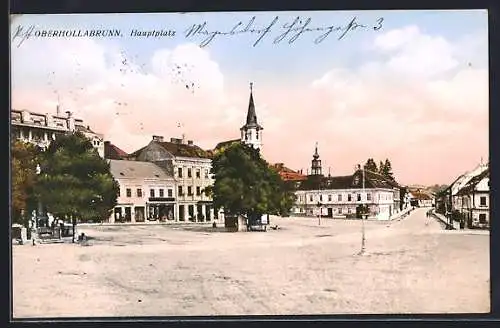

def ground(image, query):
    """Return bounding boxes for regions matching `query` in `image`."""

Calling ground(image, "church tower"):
[240,82,263,150]
[311,142,322,176]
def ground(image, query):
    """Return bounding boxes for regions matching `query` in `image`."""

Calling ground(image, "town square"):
[10,10,489,318]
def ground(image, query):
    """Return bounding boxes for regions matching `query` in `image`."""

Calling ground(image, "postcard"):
[10,10,489,319]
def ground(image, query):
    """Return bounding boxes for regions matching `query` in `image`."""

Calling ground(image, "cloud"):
[11,36,236,153]
[11,23,488,185]
[279,26,488,185]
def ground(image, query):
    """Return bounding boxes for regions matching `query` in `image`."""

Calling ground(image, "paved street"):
[13,208,489,318]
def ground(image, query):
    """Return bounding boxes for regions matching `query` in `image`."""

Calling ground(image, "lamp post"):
[32,164,42,245]
[358,164,366,255]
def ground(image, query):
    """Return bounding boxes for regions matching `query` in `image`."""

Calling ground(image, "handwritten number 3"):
[374,18,383,31]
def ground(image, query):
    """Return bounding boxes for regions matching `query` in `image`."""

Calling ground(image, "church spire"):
[311,142,322,176]
[245,82,259,127]
[240,82,263,150]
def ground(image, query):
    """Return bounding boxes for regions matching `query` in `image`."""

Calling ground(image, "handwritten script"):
[184,16,384,47]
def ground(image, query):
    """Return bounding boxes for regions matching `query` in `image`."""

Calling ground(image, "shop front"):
[147,197,176,221]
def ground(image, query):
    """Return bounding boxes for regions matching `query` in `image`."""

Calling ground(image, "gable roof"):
[214,139,241,151]
[297,169,400,191]
[156,141,210,159]
[109,160,174,180]
[271,163,307,181]
[104,141,128,160]
[456,168,489,196]
[128,141,211,159]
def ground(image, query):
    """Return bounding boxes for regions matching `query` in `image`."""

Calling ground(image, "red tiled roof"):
[104,141,128,160]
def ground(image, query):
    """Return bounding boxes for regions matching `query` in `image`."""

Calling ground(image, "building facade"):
[11,108,104,157]
[292,146,401,220]
[456,167,489,228]
[109,159,177,223]
[129,136,214,222]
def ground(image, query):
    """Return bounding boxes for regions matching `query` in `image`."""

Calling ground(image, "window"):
[348,194,352,202]
[310,195,313,202]
[319,195,323,202]
[196,169,201,178]
[117,188,121,197]
[188,186,193,196]
[357,193,361,201]
[205,169,209,179]
[178,186,183,196]
[126,188,132,197]
[339,208,342,214]
[150,189,155,198]
[168,189,173,197]
[136,189,142,197]
[338,194,342,202]
[479,214,487,224]
[196,186,201,196]
[348,208,352,214]
[480,196,487,206]
[159,189,164,197]
[328,195,332,202]
[188,168,192,178]
[367,193,372,201]
[178,168,183,178]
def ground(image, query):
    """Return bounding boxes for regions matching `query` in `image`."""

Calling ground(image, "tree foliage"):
[11,141,43,225]
[364,158,378,172]
[379,158,394,181]
[208,143,295,218]
[34,132,119,222]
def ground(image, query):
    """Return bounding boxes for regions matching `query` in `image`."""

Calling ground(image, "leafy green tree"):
[34,132,119,223]
[208,143,294,220]
[380,158,394,181]
[11,141,43,226]
[364,158,378,172]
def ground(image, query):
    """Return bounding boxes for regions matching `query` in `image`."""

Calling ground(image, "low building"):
[11,107,104,157]
[128,135,214,222]
[292,145,401,220]
[408,189,434,207]
[456,167,489,228]
[108,159,177,223]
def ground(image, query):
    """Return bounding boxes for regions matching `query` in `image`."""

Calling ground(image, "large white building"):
[108,159,176,223]
[129,136,215,222]
[292,145,402,220]
[450,161,488,213]
[11,107,104,157]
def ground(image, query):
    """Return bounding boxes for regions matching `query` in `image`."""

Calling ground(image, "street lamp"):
[357,164,366,255]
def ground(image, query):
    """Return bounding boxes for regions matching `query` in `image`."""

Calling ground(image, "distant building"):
[11,107,104,157]
[408,189,434,207]
[109,160,176,223]
[270,163,307,182]
[456,166,489,228]
[436,160,488,217]
[128,135,214,222]
[104,141,129,160]
[292,145,401,220]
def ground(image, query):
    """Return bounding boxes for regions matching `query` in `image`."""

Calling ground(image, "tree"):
[379,158,394,181]
[208,143,295,220]
[364,158,378,172]
[34,132,119,223]
[11,141,43,226]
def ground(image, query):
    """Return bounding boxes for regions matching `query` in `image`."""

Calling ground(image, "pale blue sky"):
[12,10,488,85]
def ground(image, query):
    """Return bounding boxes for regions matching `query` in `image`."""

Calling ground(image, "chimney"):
[152,135,164,142]
[187,140,193,146]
